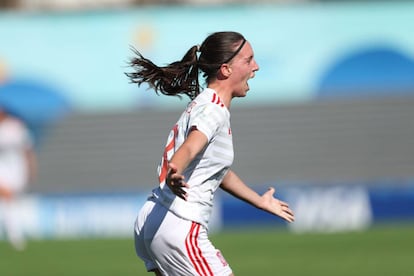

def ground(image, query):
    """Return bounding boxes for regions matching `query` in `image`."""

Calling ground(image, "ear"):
[220,63,232,78]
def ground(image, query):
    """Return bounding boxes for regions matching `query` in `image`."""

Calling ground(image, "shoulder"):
[195,88,225,106]
[191,89,229,117]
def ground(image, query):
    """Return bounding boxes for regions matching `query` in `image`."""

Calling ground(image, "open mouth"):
[246,74,255,90]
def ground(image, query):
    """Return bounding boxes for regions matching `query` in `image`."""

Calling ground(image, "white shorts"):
[134,197,232,276]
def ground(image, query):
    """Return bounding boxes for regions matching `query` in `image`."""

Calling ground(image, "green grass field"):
[1,223,413,276]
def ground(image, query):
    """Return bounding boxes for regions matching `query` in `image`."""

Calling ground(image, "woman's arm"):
[166,129,208,200]
[220,170,295,223]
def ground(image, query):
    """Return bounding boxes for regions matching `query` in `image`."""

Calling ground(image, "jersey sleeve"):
[188,103,226,142]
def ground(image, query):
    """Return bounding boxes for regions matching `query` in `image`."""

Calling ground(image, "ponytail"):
[126,46,200,100]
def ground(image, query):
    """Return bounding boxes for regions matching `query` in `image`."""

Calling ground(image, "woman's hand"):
[260,187,295,223]
[220,170,295,223]
[166,163,189,200]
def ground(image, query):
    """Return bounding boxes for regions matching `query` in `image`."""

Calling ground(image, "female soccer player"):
[0,107,37,250]
[126,31,295,276]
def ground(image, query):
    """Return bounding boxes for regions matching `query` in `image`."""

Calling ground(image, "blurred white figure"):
[0,108,37,250]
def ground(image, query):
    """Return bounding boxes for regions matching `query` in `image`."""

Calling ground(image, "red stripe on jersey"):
[211,92,224,107]
[158,125,178,184]
[211,93,219,104]
[185,222,213,276]
[215,96,221,105]
[211,93,217,104]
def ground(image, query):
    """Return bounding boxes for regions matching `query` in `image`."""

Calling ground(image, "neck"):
[207,84,232,109]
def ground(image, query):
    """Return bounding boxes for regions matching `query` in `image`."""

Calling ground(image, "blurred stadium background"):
[1,0,414,255]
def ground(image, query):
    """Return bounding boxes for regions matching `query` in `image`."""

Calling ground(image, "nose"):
[253,59,259,72]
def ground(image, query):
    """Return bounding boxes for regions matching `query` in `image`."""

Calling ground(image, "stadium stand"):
[32,96,414,193]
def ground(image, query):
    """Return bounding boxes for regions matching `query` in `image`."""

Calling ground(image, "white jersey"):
[152,88,234,228]
[0,116,32,192]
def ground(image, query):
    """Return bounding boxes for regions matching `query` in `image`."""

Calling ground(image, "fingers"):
[275,203,295,223]
[168,163,189,187]
[279,200,289,207]
[265,187,295,223]
[267,187,275,196]
[169,174,189,189]
[171,185,188,200]
[282,212,295,223]
[280,202,295,222]
[170,183,188,198]
[168,178,189,200]
[167,163,189,200]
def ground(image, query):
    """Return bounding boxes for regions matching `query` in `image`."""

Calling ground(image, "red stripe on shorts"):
[185,222,213,276]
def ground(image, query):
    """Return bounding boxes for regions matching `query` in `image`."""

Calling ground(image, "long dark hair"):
[126,31,245,100]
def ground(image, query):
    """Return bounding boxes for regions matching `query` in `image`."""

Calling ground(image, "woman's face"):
[227,41,259,98]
